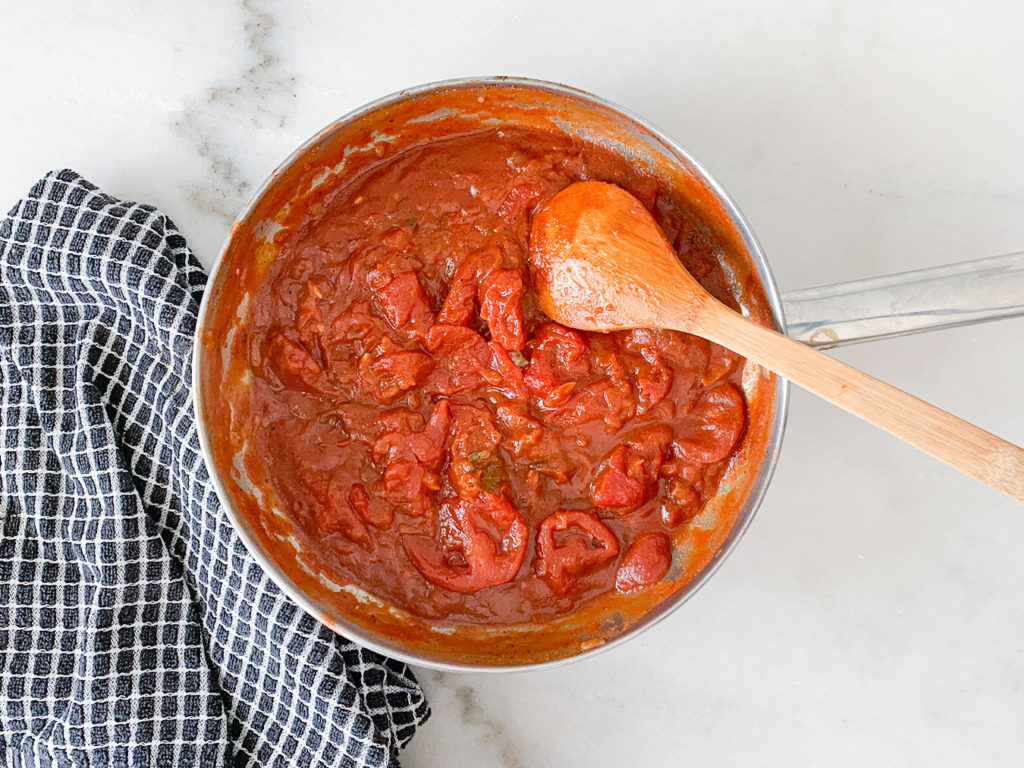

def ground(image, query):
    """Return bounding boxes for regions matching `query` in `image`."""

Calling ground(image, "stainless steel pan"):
[193,77,1024,671]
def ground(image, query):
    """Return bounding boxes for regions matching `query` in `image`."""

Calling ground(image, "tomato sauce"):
[241,125,749,625]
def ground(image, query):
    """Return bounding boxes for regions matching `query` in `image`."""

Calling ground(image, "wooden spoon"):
[529,180,1024,503]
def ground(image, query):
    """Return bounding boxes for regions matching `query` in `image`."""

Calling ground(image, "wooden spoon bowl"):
[530,181,1024,503]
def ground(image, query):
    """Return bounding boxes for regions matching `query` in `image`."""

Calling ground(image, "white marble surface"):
[4,1,1024,764]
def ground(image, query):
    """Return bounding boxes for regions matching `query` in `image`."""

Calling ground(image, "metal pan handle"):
[781,251,1024,349]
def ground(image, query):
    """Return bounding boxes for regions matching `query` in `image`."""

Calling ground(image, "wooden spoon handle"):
[699,304,1024,503]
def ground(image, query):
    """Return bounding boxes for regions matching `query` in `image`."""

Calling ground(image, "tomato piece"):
[357,337,434,403]
[372,401,450,469]
[522,354,560,397]
[616,532,672,593]
[330,300,377,342]
[589,335,630,386]
[530,323,590,377]
[675,383,745,463]
[375,271,434,337]
[356,243,420,291]
[497,183,543,221]
[313,481,372,550]
[491,403,573,483]
[618,328,708,413]
[548,380,635,430]
[624,424,674,484]
[446,458,476,497]
[493,403,543,457]
[447,404,503,497]
[370,400,450,516]
[425,324,492,394]
[410,399,451,468]
[448,405,502,459]
[437,246,503,326]
[402,494,528,593]
[347,483,392,528]
[479,269,525,351]
[523,323,591,406]
[425,322,489,356]
[658,445,702,483]
[267,333,324,393]
[590,446,645,507]
[703,344,738,386]
[660,478,700,527]
[487,341,528,400]
[373,407,425,455]
[590,425,673,508]
[383,459,438,516]
[374,402,450,460]
[535,511,619,594]
[568,334,636,425]
[437,279,477,326]
[635,358,673,415]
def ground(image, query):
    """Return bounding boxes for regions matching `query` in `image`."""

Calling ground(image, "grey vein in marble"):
[430,672,526,768]
[173,0,296,223]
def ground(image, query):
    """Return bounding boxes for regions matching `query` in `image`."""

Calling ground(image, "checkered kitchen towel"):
[0,170,429,767]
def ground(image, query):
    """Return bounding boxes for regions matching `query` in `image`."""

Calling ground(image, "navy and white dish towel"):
[0,170,429,768]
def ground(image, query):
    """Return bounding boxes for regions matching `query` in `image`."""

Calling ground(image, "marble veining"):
[433,672,525,768]
[173,0,296,223]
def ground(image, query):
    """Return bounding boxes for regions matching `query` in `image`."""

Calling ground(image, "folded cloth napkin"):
[0,170,429,768]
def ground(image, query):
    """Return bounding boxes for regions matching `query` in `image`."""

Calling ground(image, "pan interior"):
[193,78,786,670]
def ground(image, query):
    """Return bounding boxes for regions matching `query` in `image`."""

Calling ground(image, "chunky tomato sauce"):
[243,126,747,625]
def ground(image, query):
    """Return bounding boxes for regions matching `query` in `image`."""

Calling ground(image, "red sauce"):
[241,125,749,625]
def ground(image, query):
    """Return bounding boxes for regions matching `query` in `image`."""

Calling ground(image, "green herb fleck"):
[480,462,504,492]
